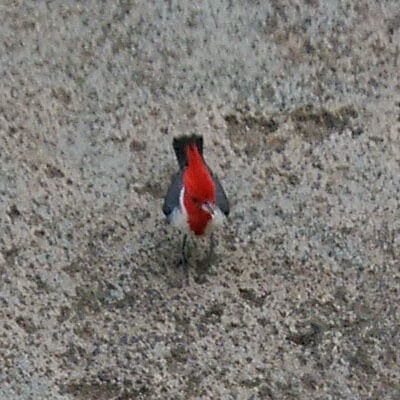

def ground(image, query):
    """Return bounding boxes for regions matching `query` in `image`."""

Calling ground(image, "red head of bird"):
[183,143,217,235]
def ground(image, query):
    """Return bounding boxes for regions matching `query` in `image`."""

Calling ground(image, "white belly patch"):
[168,187,225,236]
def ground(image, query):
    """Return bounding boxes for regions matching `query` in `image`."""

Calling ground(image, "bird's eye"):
[191,196,199,204]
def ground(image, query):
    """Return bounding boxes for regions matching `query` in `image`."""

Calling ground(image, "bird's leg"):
[181,233,188,264]
[205,232,215,268]
[179,234,190,281]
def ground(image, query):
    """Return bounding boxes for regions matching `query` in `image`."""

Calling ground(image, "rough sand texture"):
[1,1,399,399]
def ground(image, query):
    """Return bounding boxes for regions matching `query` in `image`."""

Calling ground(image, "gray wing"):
[162,170,183,217]
[212,173,230,216]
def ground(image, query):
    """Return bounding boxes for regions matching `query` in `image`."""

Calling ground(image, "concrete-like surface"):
[1,1,399,399]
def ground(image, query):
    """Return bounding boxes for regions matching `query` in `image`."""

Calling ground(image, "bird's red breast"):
[183,144,216,235]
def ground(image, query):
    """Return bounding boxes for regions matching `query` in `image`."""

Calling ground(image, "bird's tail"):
[172,134,203,169]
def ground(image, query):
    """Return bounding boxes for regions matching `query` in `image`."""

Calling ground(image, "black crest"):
[172,134,204,169]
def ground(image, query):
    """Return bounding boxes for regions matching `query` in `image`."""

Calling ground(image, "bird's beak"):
[201,201,216,216]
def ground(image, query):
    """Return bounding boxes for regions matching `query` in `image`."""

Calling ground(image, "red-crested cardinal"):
[163,135,230,268]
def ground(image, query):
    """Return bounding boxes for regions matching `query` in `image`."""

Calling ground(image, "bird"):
[163,134,230,271]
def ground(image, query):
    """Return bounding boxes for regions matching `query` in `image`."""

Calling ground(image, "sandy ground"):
[1,1,399,399]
